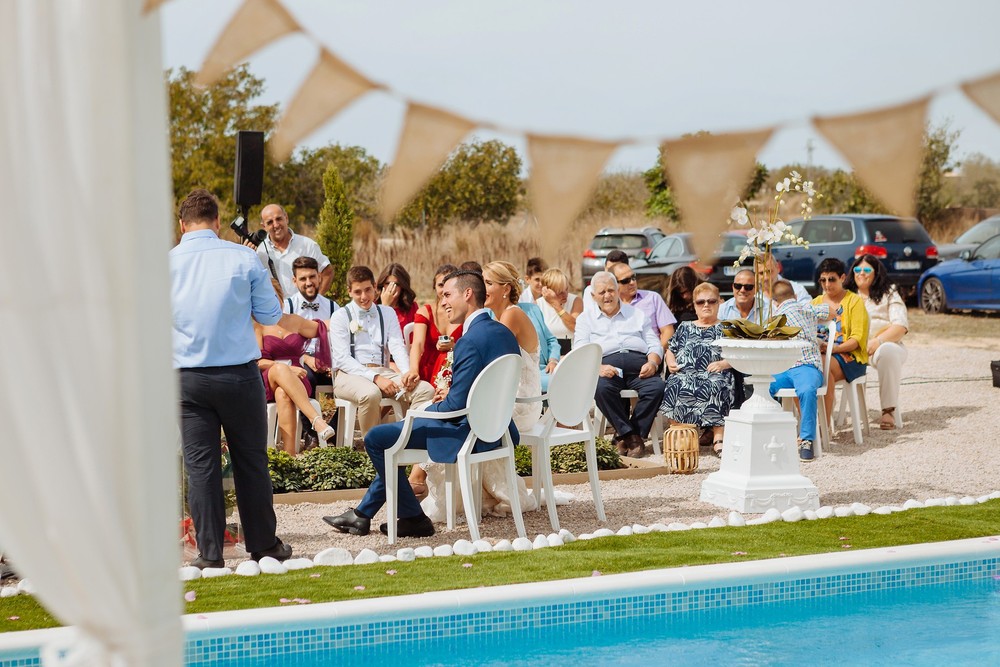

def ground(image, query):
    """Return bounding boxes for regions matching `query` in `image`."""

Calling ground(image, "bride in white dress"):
[420,261,542,522]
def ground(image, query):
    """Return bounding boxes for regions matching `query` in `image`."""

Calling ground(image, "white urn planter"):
[700,338,820,513]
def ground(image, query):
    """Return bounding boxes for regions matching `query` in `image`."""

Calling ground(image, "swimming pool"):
[1,537,998,666]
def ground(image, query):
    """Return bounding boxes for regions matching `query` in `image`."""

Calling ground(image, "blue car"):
[918,233,1000,314]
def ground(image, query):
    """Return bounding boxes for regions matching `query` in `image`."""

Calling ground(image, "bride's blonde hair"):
[483,261,521,303]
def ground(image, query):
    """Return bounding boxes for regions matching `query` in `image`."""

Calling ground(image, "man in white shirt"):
[582,250,629,313]
[329,266,434,437]
[574,271,664,458]
[285,256,340,447]
[256,203,333,296]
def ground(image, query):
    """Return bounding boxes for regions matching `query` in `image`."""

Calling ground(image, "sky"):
[160,0,1000,174]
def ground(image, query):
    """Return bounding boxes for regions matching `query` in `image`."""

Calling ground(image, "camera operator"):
[171,189,293,569]
[256,203,333,297]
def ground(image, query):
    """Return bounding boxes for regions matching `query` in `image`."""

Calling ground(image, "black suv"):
[772,215,938,297]
[581,226,664,287]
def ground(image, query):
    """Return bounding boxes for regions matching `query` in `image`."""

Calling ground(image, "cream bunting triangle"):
[813,97,930,216]
[380,104,475,223]
[194,0,300,88]
[961,70,1000,126]
[662,129,773,262]
[142,0,172,13]
[270,50,378,161]
[527,135,618,257]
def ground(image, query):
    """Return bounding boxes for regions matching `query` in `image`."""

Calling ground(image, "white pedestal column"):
[700,340,820,513]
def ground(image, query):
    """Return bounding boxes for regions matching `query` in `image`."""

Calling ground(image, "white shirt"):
[256,230,331,297]
[284,293,339,354]
[537,292,578,339]
[329,303,409,381]
[573,300,663,359]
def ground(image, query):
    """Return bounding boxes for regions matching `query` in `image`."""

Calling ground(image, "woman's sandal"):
[712,439,724,457]
[879,409,896,430]
[312,415,336,444]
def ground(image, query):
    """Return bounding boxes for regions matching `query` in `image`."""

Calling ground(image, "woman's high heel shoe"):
[312,415,335,446]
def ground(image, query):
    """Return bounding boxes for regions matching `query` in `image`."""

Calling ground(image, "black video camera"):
[230,216,267,247]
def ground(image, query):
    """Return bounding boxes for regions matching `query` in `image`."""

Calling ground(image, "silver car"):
[936,215,1000,261]
[581,226,664,288]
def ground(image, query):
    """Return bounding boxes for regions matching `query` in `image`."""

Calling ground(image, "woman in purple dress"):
[254,310,335,455]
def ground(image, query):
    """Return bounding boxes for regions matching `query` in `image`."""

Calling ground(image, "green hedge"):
[267,438,622,493]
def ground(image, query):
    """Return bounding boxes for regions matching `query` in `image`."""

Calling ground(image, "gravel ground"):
[249,337,1000,561]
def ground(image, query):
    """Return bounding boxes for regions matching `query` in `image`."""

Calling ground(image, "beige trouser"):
[869,342,907,410]
[333,368,434,435]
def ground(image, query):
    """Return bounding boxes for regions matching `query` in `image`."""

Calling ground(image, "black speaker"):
[233,130,265,207]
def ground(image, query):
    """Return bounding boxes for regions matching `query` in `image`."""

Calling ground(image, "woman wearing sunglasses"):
[812,257,870,427]
[845,254,907,430]
[659,282,735,455]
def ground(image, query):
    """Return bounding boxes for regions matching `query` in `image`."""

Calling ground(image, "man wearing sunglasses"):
[609,262,676,350]
[719,269,770,322]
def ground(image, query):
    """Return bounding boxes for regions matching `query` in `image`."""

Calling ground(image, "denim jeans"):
[769,364,824,442]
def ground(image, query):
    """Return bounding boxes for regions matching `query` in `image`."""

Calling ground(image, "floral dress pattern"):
[658,321,734,427]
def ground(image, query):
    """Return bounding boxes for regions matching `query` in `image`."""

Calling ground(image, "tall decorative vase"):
[700,338,820,512]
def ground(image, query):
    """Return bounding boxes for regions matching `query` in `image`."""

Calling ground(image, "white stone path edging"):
[1,490,998,596]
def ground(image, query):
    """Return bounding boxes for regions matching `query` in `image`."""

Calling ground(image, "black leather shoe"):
[250,538,293,562]
[323,508,371,536]
[190,556,224,569]
[301,431,320,451]
[379,514,435,538]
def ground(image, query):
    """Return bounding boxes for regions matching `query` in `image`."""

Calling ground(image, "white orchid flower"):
[730,206,749,225]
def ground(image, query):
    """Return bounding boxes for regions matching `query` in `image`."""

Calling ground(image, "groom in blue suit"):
[324,270,520,538]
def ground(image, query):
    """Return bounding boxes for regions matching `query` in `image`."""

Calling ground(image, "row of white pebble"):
[3,491,998,594]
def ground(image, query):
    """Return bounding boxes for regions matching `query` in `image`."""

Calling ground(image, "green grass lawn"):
[3,500,998,634]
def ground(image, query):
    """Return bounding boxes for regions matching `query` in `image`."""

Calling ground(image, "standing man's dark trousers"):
[179,361,278,561]
[595,351,665,439]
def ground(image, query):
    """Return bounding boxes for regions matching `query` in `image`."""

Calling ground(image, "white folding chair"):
[384,354,526,545]
[331,396,403,448]
[776,318,835,457]
[517,343,606,531]
[265,398,322,453]
[834,373,870,445]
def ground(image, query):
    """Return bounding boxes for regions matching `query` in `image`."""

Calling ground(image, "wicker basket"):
[664,423,699,474]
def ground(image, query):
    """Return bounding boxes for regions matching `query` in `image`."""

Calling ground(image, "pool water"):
[277,579,1000,667]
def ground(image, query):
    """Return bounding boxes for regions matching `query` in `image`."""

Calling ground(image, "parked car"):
[918,233,1000,314]
[631,231,753,300]
[771,215,938,299]
[581,226,664,287]
[936,215,1000,261]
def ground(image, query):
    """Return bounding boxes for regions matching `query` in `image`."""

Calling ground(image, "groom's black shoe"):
[189,556,225,570]
[379,514,435,538]
[251,538,293,562]
[323,508,371,536]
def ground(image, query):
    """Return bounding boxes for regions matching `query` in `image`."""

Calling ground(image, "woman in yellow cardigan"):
[812,257,870,425]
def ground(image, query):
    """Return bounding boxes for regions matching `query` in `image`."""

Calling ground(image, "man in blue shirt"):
[171,189,293,569]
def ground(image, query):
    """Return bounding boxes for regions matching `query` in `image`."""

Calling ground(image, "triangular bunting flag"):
[270,50,378,161]
[527,135,618,257]
[142,0,172,13]
[813,97,930,216]
[194,0,300,87]
[961,70,1000,126]
[380,104,475,223]
[662,129,773,262]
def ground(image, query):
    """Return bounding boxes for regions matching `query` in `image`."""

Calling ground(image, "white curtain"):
[0,1,182,665]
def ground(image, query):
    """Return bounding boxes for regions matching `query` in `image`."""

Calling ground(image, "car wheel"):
[920,277,947,314]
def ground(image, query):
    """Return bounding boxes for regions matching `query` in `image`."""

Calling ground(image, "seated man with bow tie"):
[283,256,340,447]
[330,266,435,440]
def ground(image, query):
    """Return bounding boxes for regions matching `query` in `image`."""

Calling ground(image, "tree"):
[167,65,279,219]
[915,122,960,223]
[396,138,522,228]
[814,169,887,215]
[272,143,383,230]
[316,164,355,304]
[643,139,768,223]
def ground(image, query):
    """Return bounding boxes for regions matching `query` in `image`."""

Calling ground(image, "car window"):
[956,220,1000,245]
[863,219,932,244]
[973,235,1000,260]
[718,235,747,254]
[649,237,679,260]
[590,234,648,250]
[800,220,853,244]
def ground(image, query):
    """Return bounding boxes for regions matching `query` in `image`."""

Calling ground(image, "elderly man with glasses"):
[574,271,664,458]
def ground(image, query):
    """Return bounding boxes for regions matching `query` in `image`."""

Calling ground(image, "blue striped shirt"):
[170,229,282,368]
